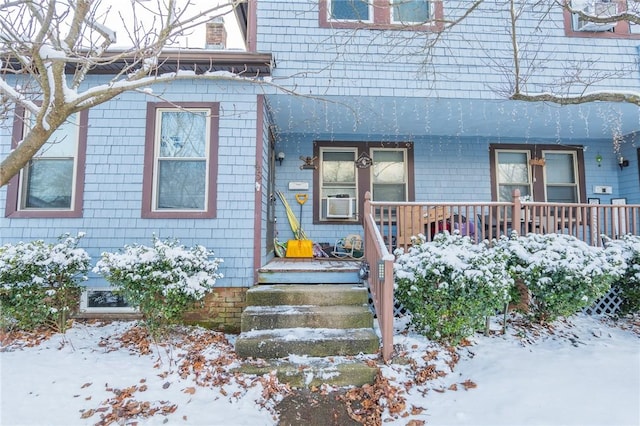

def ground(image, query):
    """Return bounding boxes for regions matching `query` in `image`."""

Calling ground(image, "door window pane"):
[497,152,529,183]
[544,152,578,203]
[496,151,531,201]
[546,186,578,203]
[392,0,430,23]
[498,184,530,203]
[545,153,575,184]
[330,0,370,21]
[372,149,407,201]
[320,149,357,220]
[322,151,356,185]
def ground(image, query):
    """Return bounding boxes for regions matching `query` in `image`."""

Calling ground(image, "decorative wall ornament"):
[299,156,317,170]
[355,151,373,169]
[529,157,546,167]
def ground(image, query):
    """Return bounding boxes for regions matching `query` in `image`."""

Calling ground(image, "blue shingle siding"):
[0,77,262,288]
[258,1,640,96]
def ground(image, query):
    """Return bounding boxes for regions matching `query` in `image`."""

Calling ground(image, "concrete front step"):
[238,358,379,388]
[246,284,368,307]
[240,305,373,332]
[235,327,380,359]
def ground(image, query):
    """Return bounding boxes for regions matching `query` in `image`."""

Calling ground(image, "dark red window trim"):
[488,144,587,203]
[563,0,640,39]
[319,0,444,32]
[5,107,87,218]
[141,102,219,219]
[312,141,415,224]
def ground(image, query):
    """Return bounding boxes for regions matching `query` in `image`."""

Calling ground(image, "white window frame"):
[390,0,432,24]
[79,287,137,314]
[542,150,581,203]
[18,112,80,211]
[151,108,211,213]
[327,0,374,23]
[370,147,409,202]
[319,146,359,221]
[495,149,533,202]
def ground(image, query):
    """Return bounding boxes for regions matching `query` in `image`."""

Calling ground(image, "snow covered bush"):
[94,237,223,334]
[0,233,90,332]
[603,235,640,315]
[394,232,513,344]
[496,233,622,323]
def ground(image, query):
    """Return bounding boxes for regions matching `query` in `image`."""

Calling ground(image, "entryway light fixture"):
[277,152,285,166]
[618,156,629,170]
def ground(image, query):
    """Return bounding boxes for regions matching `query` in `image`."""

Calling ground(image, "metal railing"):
[362,190,640,360]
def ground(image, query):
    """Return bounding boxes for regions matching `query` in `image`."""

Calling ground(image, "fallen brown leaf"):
[461,379,477,390]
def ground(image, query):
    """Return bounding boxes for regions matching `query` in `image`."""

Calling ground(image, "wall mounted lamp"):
[277,152,285,166]
[595,153,602,167]
[618,156,629,170]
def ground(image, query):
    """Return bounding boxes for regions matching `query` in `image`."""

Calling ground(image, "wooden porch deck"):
[257,258,363,285]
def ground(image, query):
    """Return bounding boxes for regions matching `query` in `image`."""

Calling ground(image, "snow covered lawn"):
[1,315,638,426]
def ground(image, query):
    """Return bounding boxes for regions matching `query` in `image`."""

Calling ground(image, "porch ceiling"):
[266,95,640,141]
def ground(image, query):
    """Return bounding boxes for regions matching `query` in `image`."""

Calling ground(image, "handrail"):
[363,192,395,361]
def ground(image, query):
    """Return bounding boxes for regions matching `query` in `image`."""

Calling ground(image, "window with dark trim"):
[313,141,414,223]
[319,0,444,31]
[142,102,219,219]
[5,108,87,218]
[489,144,586,203]
[564,0,640,39]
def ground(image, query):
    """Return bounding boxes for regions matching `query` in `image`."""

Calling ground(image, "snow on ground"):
[1,314,638,426]
[385,315,640,426]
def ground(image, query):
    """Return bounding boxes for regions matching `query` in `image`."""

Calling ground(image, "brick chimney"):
[205,17,227,50]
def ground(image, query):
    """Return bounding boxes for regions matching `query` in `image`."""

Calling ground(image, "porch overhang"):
[265,95,640,141]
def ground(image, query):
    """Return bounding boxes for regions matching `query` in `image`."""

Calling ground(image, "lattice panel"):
[584,287,623,315]
[369,287,624,319]
[367,292,408,318]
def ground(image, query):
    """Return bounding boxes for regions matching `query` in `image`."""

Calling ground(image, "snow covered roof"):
[2,50,273,77]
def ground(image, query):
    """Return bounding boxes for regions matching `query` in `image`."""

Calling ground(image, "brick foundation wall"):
[183,287,247,333]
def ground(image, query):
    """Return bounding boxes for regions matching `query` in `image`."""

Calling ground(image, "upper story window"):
[142,102,219,219]
[320,0,443,31]
[391,0,431,24]
[564,0,640,38]
[329,0,373,22]
[5,108,87,218]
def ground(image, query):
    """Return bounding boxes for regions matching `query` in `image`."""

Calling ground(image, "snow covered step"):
[245,284,368,307]
[234,327,380,358]
[240,304,373,332]
[257,259,362,284]
[237,357,379,388]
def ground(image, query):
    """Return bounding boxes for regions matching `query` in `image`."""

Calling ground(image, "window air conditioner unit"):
[326,197,353,219]
[573,1,617,32]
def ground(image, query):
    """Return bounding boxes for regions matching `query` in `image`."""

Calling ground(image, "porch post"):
[512,189,521,230]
